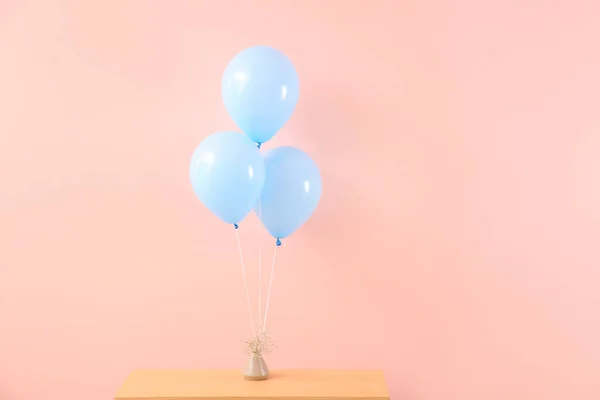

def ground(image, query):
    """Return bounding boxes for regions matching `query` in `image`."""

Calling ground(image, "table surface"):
[115,369,389,400]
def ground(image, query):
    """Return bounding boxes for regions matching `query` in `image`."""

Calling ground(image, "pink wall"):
[1,1,599,399]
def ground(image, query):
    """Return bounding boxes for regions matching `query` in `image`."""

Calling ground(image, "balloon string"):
[257,202,262,331]
[235,227,255,335]
[262,240,279,331]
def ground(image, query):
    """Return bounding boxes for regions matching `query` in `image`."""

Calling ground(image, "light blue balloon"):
[256,146,322,239]
[222,46,300,144]
[190,132,265,225]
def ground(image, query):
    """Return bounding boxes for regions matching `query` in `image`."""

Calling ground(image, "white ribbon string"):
[235,227,255,335]
[258,241,262,332]
[262,241,278,331]
[257,202,262,332]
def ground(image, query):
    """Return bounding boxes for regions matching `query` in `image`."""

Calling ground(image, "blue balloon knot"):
[256,142,262,149]
[233,223,239,229]
[276,238,282,246]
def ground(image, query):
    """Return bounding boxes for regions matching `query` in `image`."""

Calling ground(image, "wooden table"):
[115,370,389,400]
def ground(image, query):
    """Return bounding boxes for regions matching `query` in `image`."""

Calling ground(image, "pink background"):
[1,1,599,399]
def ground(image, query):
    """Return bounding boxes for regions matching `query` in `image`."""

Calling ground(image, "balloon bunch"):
[189,46,322,340]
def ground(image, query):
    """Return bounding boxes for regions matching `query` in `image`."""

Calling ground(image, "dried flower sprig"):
[245,329,276,356]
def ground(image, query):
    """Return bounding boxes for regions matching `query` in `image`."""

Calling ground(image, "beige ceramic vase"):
[243,353,269,381]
